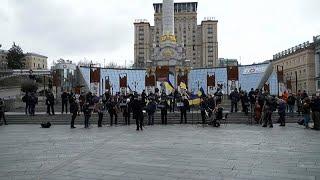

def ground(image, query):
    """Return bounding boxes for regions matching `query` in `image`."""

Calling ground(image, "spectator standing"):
[0,98,8,125]
[61,91,69,114]
[22,93,30,115]
[146,98,157,126]
[303,97,311,129]
[83,103,92,128]
[230,89,240,113]
[278,99,286,126]
[70,97,78,129]
[310,94,320,130]
[132,95,144,131]
[287,93,296,117]
[180,96,190,124]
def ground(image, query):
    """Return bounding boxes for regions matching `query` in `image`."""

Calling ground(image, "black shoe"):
[311,127,319,130]
[269,125,273,128]
[279,124,285,127]
[71,126,76,129]
[136,129,139,131]
[262,125,267,127]
[5,123,8,125]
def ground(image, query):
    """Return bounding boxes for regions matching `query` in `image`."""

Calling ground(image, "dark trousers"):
[279,112,285,126]
[124,113,130,125]
[47,104,54,115]
[0,112,7,125]
[84,115,90,128]
[98,113,103,127]
[109,111,118,126]
[71,112,77,128]
[263,112,273,127]
[161,111,167,124]
[312,111,320,129]
[62,102,68,114]
[201,110,206,124]
[231,102,238,113]
[170,100,175,112]
[148,113,154,125]
[180,110,187,124]
[30,104,35,115]
[136,116,143,130]
[25,104,29,115]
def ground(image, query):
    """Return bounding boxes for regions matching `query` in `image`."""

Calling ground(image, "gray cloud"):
[0,0,319,66]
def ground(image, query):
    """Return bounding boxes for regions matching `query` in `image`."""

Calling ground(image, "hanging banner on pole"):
[227,66,239,81]
[90,67,100,96]
[277,67,284,83]
[155,66,169,82]
[207,72,216,95]
[207,72,216,87]
[286,79,292,91]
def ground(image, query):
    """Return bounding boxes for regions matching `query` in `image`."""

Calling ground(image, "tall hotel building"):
[134,2,218,68]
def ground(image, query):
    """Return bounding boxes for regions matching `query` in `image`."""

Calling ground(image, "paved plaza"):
[0,124,319,180]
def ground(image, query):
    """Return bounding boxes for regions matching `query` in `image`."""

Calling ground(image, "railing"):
[12,69,51,75]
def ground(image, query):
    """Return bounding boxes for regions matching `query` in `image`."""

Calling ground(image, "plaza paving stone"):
[0,124,319,180]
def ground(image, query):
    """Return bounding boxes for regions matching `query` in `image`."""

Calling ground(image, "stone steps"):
[5,112,302,125]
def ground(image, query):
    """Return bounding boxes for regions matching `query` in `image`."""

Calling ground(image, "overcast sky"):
[0,0,319,67]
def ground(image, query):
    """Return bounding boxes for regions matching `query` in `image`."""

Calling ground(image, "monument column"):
[162,0,174,35]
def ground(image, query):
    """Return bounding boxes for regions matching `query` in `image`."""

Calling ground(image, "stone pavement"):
[0,124,319,180]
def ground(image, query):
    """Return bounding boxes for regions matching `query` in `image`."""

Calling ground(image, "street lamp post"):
[277,65,284,97]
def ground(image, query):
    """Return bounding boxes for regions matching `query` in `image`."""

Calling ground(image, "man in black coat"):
[0,98,8,125]
[159,98,169,125]
[83,102,92,128]
[61,91,69,114]
[46,91,55,115]
[131,95,144,131]
[180,96,190,124]
[108,97,118,126]
[287,93,296,117]
[248,88,256,112]
[200,97,208,124]
[70,98,78,129]
[22,93,30,115]
[230,89,240,113]
[310,94,320,130]
[29,93,38,116]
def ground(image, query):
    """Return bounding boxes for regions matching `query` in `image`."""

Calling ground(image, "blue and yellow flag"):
[180,82,187,90]
[197,87,206,98]
[188,94,201,106]
[163,81,174,93]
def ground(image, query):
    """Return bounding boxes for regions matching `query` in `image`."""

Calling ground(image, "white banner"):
[242,66,267,75]
[90,82,99,96]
